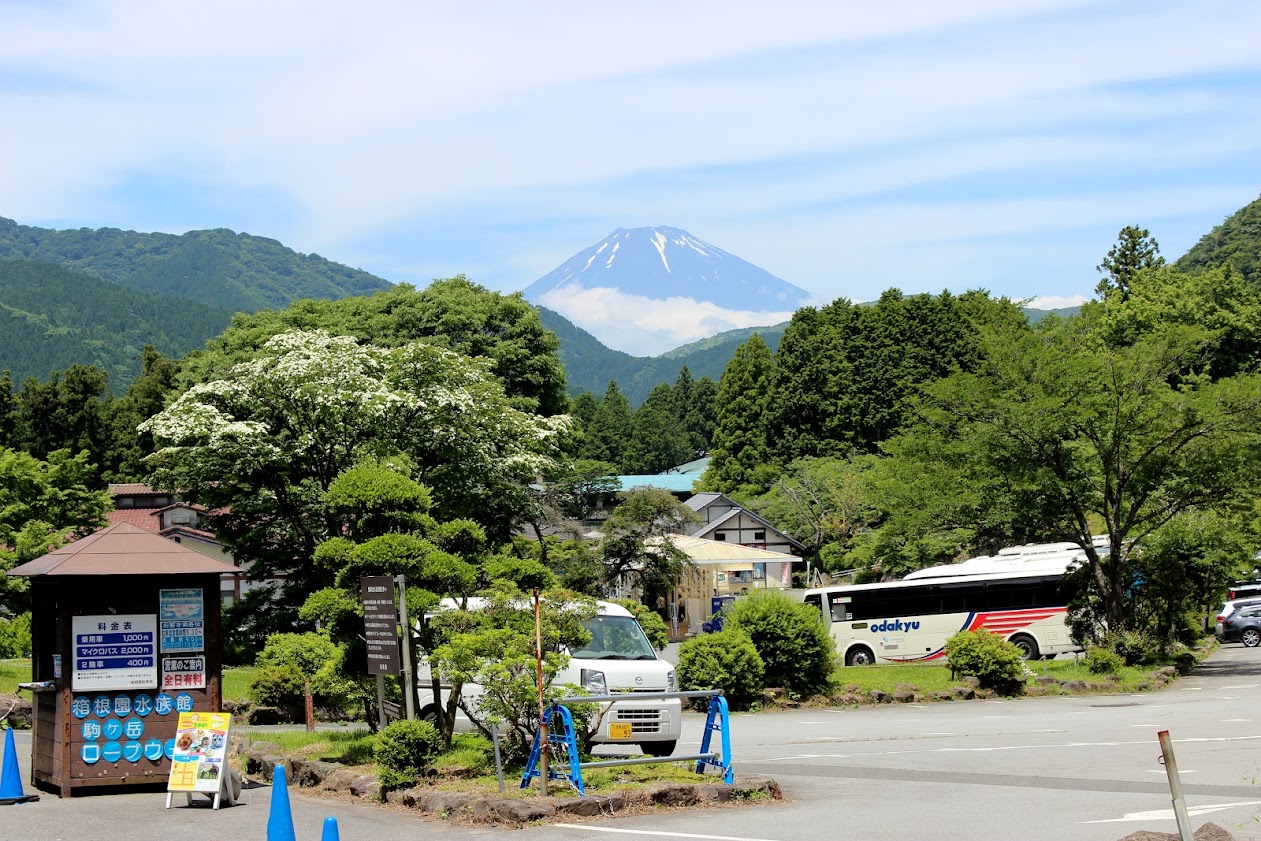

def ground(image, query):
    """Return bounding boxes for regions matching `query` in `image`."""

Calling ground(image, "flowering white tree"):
[141,330,567,610]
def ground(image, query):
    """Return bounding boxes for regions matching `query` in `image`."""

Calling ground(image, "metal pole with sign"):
[395,575,416,721]
[360,576,403,729]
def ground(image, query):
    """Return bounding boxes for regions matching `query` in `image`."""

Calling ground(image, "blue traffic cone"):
[266,764,296,841]
[320,816,341,841]
[0,727,38,805]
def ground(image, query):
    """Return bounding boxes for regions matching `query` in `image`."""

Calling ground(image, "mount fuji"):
[521,226,814,356]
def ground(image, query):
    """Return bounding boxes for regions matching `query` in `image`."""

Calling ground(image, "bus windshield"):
[570,615,657,660]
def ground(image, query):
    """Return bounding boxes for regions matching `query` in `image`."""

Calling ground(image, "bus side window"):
[804,593,825,621]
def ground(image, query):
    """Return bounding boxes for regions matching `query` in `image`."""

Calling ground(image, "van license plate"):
[609,722,633,740]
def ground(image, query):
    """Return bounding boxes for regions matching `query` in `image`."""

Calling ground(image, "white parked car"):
[415,600,683,756]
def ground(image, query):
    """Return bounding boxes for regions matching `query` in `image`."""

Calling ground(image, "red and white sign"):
[162,655,206,689]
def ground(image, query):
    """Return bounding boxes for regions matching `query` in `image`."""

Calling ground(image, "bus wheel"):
[846,646,876,666]
[1010,634,1040,660]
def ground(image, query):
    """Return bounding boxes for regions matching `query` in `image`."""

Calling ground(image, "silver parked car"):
[1216,597,1261,638]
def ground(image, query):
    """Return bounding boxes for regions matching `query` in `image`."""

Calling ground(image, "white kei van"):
[415,600,683,756]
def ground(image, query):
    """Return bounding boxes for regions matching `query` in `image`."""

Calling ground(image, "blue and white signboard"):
[159,589,204,653]
[71,614,158,691]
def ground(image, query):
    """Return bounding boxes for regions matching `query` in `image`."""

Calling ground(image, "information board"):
[361,576,401,675]
[72,615,158,691]
[159,588,205,652]
[166,711,231,793]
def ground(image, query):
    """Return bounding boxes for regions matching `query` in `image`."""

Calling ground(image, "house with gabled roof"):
[106,483,271,607]
[683,492,805,558]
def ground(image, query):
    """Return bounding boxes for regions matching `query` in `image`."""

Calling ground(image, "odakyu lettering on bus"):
[869,619,921,633]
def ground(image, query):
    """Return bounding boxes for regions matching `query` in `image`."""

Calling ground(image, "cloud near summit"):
[538,285,794,358]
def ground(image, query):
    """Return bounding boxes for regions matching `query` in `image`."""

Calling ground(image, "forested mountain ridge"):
[1176,193,1261,285]
[536,306,785,405]
[0,259,234,389]
[0,217,393,313]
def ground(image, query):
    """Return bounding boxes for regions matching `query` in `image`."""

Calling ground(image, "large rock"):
[349,773,380,800]
[246,706,290,725]
[0,694,32,730]
[472,797,556,822]
[321,768,363,792]
[734,777,782,799]
[250,755,289,782]
[1117,822,1235,841]
[643,782,701,807]
[289,758,340,788]
[554,794,626,816]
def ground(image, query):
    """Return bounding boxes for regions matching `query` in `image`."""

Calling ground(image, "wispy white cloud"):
[537,285,794,357]
[0,0,1258,314]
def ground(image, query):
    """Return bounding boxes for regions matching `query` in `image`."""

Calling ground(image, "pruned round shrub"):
[1102,629,1158,666]
[724,590,835,699]
[248,663,306,708]
[1083,646,1125,675]
[944,629,1025,694]
[375,719,443,791]
[253,632,350,709]
[676,628,764,711]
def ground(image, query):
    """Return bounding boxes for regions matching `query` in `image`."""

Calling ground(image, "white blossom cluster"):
[141,329,568,493]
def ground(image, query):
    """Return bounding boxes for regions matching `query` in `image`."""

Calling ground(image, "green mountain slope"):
[536,307,785,404]
[0,259,233,388]
[1176,193,1261,285]
[0,217,393,313]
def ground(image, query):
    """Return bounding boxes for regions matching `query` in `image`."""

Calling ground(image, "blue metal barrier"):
[520,690,733,795]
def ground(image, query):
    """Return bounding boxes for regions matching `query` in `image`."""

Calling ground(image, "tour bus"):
[415,599,683,756]
[804,567,1082,666]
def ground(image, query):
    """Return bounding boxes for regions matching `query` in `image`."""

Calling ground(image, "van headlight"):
[580,668,607,695]
[667,670,676,692]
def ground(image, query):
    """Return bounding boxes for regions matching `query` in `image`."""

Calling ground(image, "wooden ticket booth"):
[8,522,238,796]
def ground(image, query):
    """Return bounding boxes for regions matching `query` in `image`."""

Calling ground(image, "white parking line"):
[1179,686,1203,691]
[1128,724,1163,728]
[1143,769,1199,774]
[1223,718,1253,722]
[1221,684,1258,689]
[1081,800,1261,823]
[740,733,1261,762]
[555,824,784,841]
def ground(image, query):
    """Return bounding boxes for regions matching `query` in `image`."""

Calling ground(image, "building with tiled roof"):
[104,484,266,606]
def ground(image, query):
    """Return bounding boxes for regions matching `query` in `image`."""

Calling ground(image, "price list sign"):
[72,615,158,691]
[361,576,401,675]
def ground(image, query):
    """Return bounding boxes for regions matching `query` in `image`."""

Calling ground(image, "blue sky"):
[2,1,1259,325]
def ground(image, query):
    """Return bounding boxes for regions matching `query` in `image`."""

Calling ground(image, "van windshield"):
[571,616,656,660]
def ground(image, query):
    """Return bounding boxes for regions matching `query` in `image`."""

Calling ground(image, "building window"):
[714,533,727,541]
[754,530,766,542]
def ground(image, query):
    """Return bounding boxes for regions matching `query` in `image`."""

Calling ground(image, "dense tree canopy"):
[142,329,567,614]
[871,286,1261,631]
[0,447,111,612]
[180,277,568,416]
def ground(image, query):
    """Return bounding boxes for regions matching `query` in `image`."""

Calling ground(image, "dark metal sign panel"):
[360,576,402,675]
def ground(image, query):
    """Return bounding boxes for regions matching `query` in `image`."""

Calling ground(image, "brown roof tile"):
[7,522,239,577]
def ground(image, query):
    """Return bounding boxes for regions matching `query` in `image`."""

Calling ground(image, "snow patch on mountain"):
[522,225,814,355]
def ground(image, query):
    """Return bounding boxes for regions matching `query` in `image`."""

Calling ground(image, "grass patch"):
[830,662,957,695]
[0,660,31,695]
[1026,657,1154,690]
[223,666,257,702]
[831,655,1164,699]
[239,727,376,765]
